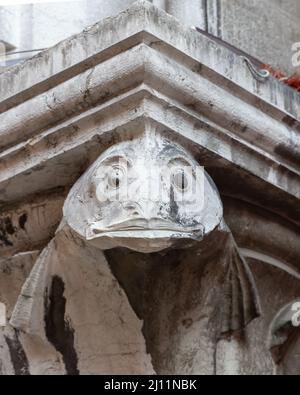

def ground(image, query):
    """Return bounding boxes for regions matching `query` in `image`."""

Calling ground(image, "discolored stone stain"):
[0,217,14,246]
[169,185,179,221]
[159,142,185,158]
[45,276,79,375]
[274,143,300,165]
[282,115,297,128]
[18,213,28,230]
[0,232,13,247]
[4,331,30,375]
[4,217,14,235]
[182,318,193,329]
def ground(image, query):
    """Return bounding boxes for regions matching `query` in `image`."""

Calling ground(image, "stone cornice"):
[1,1,299,119]
[0,1,299,226]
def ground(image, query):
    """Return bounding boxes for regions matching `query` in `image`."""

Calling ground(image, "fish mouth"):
[88,218,203,236]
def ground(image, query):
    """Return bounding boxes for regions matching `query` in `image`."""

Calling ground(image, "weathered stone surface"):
[2,0,299,75]
[6,131,259,374]
[0,0,206,67]
[0,2,298,234]
[0,252,39,375]
[0,0,299,375]
[10,230,154,375]
[0,190,65,257]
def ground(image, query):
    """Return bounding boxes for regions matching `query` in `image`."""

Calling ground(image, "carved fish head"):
[64,134,223,253]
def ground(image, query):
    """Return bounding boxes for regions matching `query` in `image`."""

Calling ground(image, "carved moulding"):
[0,1,299,230]
[269,300,300,365]
[0,0,299,376]
[7,131,260,375]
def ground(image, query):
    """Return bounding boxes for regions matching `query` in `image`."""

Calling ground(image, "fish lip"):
[92,228,201,234]
[89,218,203,234]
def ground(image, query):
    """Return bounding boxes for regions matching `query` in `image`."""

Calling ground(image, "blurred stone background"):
[0,0,300,74]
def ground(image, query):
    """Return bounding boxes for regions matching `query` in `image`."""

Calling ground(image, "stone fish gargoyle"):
[9,132,260,374]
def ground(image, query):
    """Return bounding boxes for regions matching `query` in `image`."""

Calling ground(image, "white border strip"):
[0,0,77,5]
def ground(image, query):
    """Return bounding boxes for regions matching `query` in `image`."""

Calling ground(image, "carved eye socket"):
[172,168,189,191]
[108,166,125,189]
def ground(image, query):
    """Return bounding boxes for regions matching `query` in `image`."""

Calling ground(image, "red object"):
[285,75,300,92]
[261,64,286,80]
[260,64,300,92]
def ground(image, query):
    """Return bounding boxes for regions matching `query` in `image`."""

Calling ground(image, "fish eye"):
[172,168,189,191]
[108,166,125,189]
